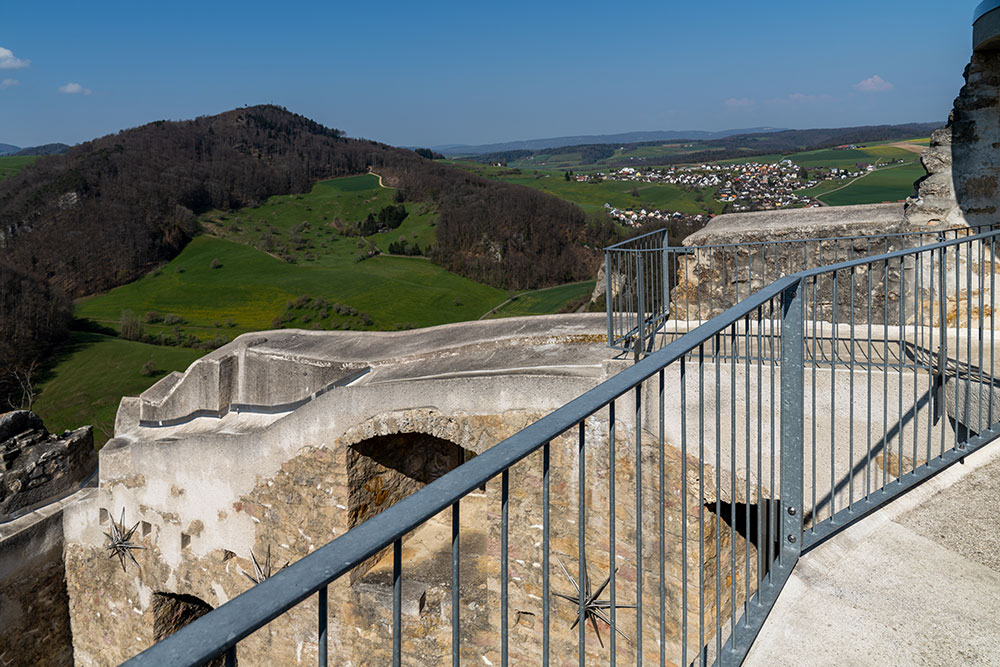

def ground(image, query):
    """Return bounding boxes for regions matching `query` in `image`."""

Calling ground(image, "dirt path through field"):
[885,141,929,154]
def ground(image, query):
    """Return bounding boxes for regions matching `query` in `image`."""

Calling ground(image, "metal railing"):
[122,229,1000,666]
[605,226,991,354]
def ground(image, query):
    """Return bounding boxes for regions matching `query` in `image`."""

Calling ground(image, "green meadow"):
[32,332,205,447]
[817,163,925,206]
[487,281,596,318]
[0,155,38,181]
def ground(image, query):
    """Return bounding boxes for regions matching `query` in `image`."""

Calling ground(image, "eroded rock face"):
[0,411,95,519]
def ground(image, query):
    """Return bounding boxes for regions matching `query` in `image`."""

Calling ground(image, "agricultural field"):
[32,331,205,447]
[453,162,723,216]
[815,163,925,206]
[486,281,596,318]
[0,155,38,181]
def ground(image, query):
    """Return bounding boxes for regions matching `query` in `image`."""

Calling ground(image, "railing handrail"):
[604,227,669,251]
[125,226,1000,666]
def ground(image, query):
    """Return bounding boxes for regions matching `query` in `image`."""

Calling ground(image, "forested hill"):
[0,105,610,404]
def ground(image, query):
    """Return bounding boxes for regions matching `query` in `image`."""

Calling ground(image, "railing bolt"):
[787,535,797,544]
[787,507,796,516]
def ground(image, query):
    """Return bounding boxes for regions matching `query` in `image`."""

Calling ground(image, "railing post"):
[936,243,948,422]
[637,251,646,360]
[605,249,614,348]
[780,279,804,559]
[662,231,671,322]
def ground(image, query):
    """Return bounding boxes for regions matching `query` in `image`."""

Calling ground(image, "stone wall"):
[668,204,912,323]
[0,491,86,667]
[63,405,761,665]
[1,411,95,519]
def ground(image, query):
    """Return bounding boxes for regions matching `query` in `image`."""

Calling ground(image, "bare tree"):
[8,358,39,411]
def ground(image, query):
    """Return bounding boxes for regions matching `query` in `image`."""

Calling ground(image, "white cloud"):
[59,82,92,95]
[725,97,754,109]
[0,47,29,70]
[854,75,893,93]
[0,78,18,90]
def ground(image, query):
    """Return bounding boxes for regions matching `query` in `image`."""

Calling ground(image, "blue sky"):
[0,1,978,148]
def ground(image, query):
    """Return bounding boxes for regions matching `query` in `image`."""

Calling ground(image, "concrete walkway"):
[747,441,1000,666]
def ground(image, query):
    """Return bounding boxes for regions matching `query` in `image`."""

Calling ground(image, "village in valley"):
[591,152,910,227]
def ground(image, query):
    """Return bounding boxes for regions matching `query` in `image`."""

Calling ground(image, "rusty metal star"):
[104,508,145,572]
[243,545,288,584]
[554,557,635,647]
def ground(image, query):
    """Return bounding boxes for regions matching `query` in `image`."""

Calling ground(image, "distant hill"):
[0,144,19,156]
[435,128,786,156]
[467,122,943,168]
[13,143,69,156]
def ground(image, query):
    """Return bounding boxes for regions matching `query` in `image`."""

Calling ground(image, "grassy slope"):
[75,234,508,334]
[52,173,600,444]
[818,163,925,206]
[488,281,596,318]
[0,155,39,181]
[32,332,204,447]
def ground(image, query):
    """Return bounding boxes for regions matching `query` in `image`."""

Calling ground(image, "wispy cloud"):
[0,47,29,70]
[725,97,755,109]
[59,82,92,95]
[854,75,893,93]
[0,78,19,90]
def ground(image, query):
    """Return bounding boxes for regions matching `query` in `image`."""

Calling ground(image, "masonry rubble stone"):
[0,410,95,520]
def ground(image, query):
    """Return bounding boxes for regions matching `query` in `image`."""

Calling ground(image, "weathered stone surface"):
[64,408,761,666]
[669,204,910,322]
[0,411,95,519]
[0,501,75,667]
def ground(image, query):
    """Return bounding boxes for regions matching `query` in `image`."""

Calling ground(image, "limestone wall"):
[0,491,89,667]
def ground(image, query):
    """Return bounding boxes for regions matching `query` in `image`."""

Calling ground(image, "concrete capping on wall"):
[137,367,370,428]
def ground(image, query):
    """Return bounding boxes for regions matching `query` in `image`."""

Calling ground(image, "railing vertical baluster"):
[811,276,818,528]
[865,242,873,498]
[659,369,666,667]
[730,324,738,642]
[744,313,752,621]
[318,585,328,667]
[831,268,838,518]
[609,400,617,664]
[452,501,460,667]
[769,300,777,572]
[606,248,614,347]
[680,358,688,666]
[756,308,764,590]
[501,469,509,667]
[991,235,996,429]
[698,343,706,665]
[849,266,856,511]
[578,421,586,667]
[955,243,961,454]
[714,332,723,662]
[966,240,973,449]
[635,380,643,665]
[392,541,401,666]
[884,259,890,486]
[542,442,550,667]
[899,256,906,478]
[938,243,948,460]
[225,647,236,667]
